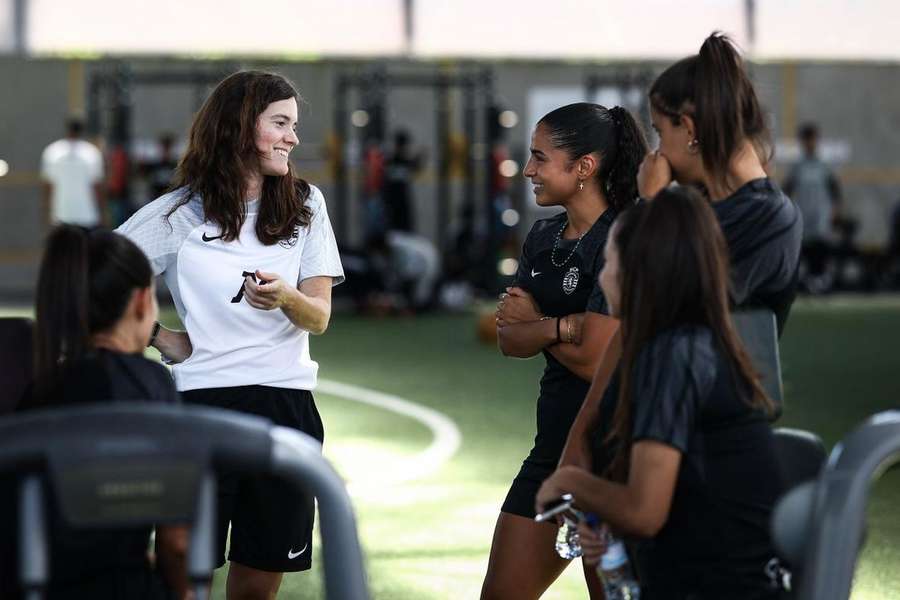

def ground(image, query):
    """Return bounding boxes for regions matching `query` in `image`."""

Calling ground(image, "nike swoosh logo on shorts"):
[288,543,308,559]
[202,232,223,242]
[531,269,542,277]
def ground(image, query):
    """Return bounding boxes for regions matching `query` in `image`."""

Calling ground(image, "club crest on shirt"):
[562,266,579,295]
[279,226,300,249]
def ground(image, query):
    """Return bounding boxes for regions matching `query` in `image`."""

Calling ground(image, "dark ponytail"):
[538,102,648,211]
[606,106,648,209]
[34,226,90,384]
[34,226,154,383]
[650,32,770,189]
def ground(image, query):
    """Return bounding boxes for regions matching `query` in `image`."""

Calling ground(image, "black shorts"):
[183,385,324,573]
[501,457,555,519]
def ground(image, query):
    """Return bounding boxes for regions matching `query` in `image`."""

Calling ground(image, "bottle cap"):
[601,540,628,571]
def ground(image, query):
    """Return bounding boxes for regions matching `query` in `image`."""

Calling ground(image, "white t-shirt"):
[117,185,345,392]
[40,138,104,226]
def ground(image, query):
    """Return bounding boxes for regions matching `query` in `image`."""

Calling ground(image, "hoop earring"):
[687,138,699,154]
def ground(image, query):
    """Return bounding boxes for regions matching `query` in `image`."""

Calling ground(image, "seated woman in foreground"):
[536,186,785,600]
[0,226,186,600]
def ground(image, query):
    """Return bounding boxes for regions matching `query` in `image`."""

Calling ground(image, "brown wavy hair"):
[168,70,312,244]
[604,186,774,480]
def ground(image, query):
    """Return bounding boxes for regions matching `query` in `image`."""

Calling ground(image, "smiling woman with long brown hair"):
[537,186,785,600]
[117,70,344,599]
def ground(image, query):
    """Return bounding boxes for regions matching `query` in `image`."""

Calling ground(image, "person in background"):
[783,122,842,293]
[382,128,426,232]
[40,117,105,228]
[142,132,180,201]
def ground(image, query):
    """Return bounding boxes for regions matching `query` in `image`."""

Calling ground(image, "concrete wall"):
[1,56,899,297]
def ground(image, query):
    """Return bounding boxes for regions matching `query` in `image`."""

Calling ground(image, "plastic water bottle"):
[554,515,583,559]
[597,534,641,600]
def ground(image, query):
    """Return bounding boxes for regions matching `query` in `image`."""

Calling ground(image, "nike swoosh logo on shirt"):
[202,232,224,242]
[288,543,308,559]
[531,269,542,277]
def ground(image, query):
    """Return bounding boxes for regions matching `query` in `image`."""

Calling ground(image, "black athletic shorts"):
[183,385,324,572]
[501,456,555,519]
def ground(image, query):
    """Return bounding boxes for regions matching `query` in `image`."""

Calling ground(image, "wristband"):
[148,321,161,347]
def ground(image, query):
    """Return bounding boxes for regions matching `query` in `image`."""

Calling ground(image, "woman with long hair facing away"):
[537,186,785,600]
[117,71,344,599]
[482,103,647,600]
[0,225,185,599]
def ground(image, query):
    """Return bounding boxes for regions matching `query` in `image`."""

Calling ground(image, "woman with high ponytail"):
[483,102,647,599]
[557,30,803,498]
[0,225,187,599]
[639,32,801,331]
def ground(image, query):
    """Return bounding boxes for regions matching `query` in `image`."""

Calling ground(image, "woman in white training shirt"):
[118,70,344,600]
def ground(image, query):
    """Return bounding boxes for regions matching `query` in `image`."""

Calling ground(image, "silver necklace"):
[550,220,589,267]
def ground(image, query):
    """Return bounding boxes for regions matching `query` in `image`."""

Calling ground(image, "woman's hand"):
[496,286,541,327]
[243,269,293,311]
[153,327,192,364]
[535,465,581,515]
[577,520,609,566]
[637,151,674,199]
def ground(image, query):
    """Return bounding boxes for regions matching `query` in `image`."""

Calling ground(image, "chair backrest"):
[732,309,783,415]
[773,427,827,489]
[0,318,33,416]
[774,411,900,600]
[769,428,828,590]
[0,404,369,600]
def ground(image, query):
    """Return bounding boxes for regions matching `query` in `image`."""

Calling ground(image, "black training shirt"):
[627,326,784,600]
[515,209,616,464]
[0,350,179,598]
[713,178,802,334]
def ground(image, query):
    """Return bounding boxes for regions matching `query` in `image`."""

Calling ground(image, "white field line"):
[317,379,462,487]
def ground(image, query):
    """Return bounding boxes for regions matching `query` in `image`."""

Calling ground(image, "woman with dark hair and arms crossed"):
[482,102,647,600]
[538,186,786,600]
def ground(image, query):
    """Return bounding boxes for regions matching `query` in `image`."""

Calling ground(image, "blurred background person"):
[40,117,105,228]
[141,132,180,203]
[783,122,843,293]
[383,128,426,232]
[361,135,388,239]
